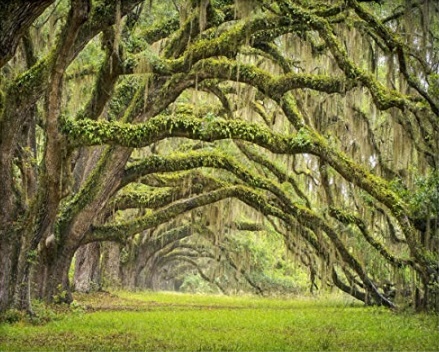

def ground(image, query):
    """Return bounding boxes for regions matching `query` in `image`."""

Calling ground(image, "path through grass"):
[1,291,438,351]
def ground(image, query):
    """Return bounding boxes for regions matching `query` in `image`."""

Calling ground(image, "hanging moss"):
[193,57,351,99]
[167,13,301,73]
[328,207,413,268]
[0,88,4,116]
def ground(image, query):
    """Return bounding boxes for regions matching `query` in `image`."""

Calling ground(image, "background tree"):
[0,0,438,314]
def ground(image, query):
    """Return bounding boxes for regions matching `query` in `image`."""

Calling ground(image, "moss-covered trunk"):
[33,243,76,304]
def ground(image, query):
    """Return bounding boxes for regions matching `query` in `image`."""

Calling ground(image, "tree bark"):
[73,243,101,293]
[0,0,54,68]
[100,242,121,289]
[0,235,15,311]
[33,244,76,304]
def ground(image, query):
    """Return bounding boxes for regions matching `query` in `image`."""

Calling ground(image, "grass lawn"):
[1,291,438,351]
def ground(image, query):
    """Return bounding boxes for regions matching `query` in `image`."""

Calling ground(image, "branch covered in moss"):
[94,176,394,306]
[329,207,413,268]
[62,113,312,152]
[138,224,196,258]
[111,179,219,211]
[347,0,439,116]
[90,183,296,243]
[90,186,238,242]
[139,16,180,47]
[192,57,355,100]
[236,141,312,207]
[63,112,413,244]
[283,1,435,124]
[167,13,304,73]
[136,170,227,190]
[123,149,313,229]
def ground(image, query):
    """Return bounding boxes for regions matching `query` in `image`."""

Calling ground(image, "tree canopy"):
[0,0,438,313]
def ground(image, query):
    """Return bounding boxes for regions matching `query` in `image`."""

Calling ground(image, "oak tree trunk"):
[73,243,101,293]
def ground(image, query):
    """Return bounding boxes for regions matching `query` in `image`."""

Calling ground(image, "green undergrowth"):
[1,291,438,351]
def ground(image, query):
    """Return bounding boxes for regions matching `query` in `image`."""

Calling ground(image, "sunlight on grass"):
[1,291,438,351]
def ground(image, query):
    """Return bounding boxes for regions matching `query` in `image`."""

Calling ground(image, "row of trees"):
[0,0,438,313]
[73,202,307,295]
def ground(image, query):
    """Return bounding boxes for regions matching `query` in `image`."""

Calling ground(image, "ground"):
[1,291,438,351]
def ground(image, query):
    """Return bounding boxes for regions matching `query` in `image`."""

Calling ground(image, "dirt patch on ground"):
[74,291,154,312]
[73,291,256,312]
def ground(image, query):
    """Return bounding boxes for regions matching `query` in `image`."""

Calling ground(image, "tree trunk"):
[100,242,121,289]
[121,262,137,290]
[73,243,101,293]
[0,0,54,68]
[143,257,159,290]
[0,236,14,312]
[33,244,76,304]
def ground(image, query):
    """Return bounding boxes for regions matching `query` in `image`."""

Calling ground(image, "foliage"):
[0,299,84,327]
[0,309,25,325]
[409,171,439,219]
[179,273,219,294]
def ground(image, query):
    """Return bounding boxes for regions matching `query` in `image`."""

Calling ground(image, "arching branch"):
[0,0,54,68]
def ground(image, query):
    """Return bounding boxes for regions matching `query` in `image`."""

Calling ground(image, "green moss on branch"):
[123,149,299,215]
[192,57,353,99]
[329,207,413,268]
[90,186,240,242]
[61,113,313,154]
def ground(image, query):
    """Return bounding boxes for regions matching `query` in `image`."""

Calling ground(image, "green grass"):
[1,291,438,351]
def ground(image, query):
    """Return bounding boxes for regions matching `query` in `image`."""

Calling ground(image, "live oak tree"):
[92,201,287,295]
[0,0,438,313]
